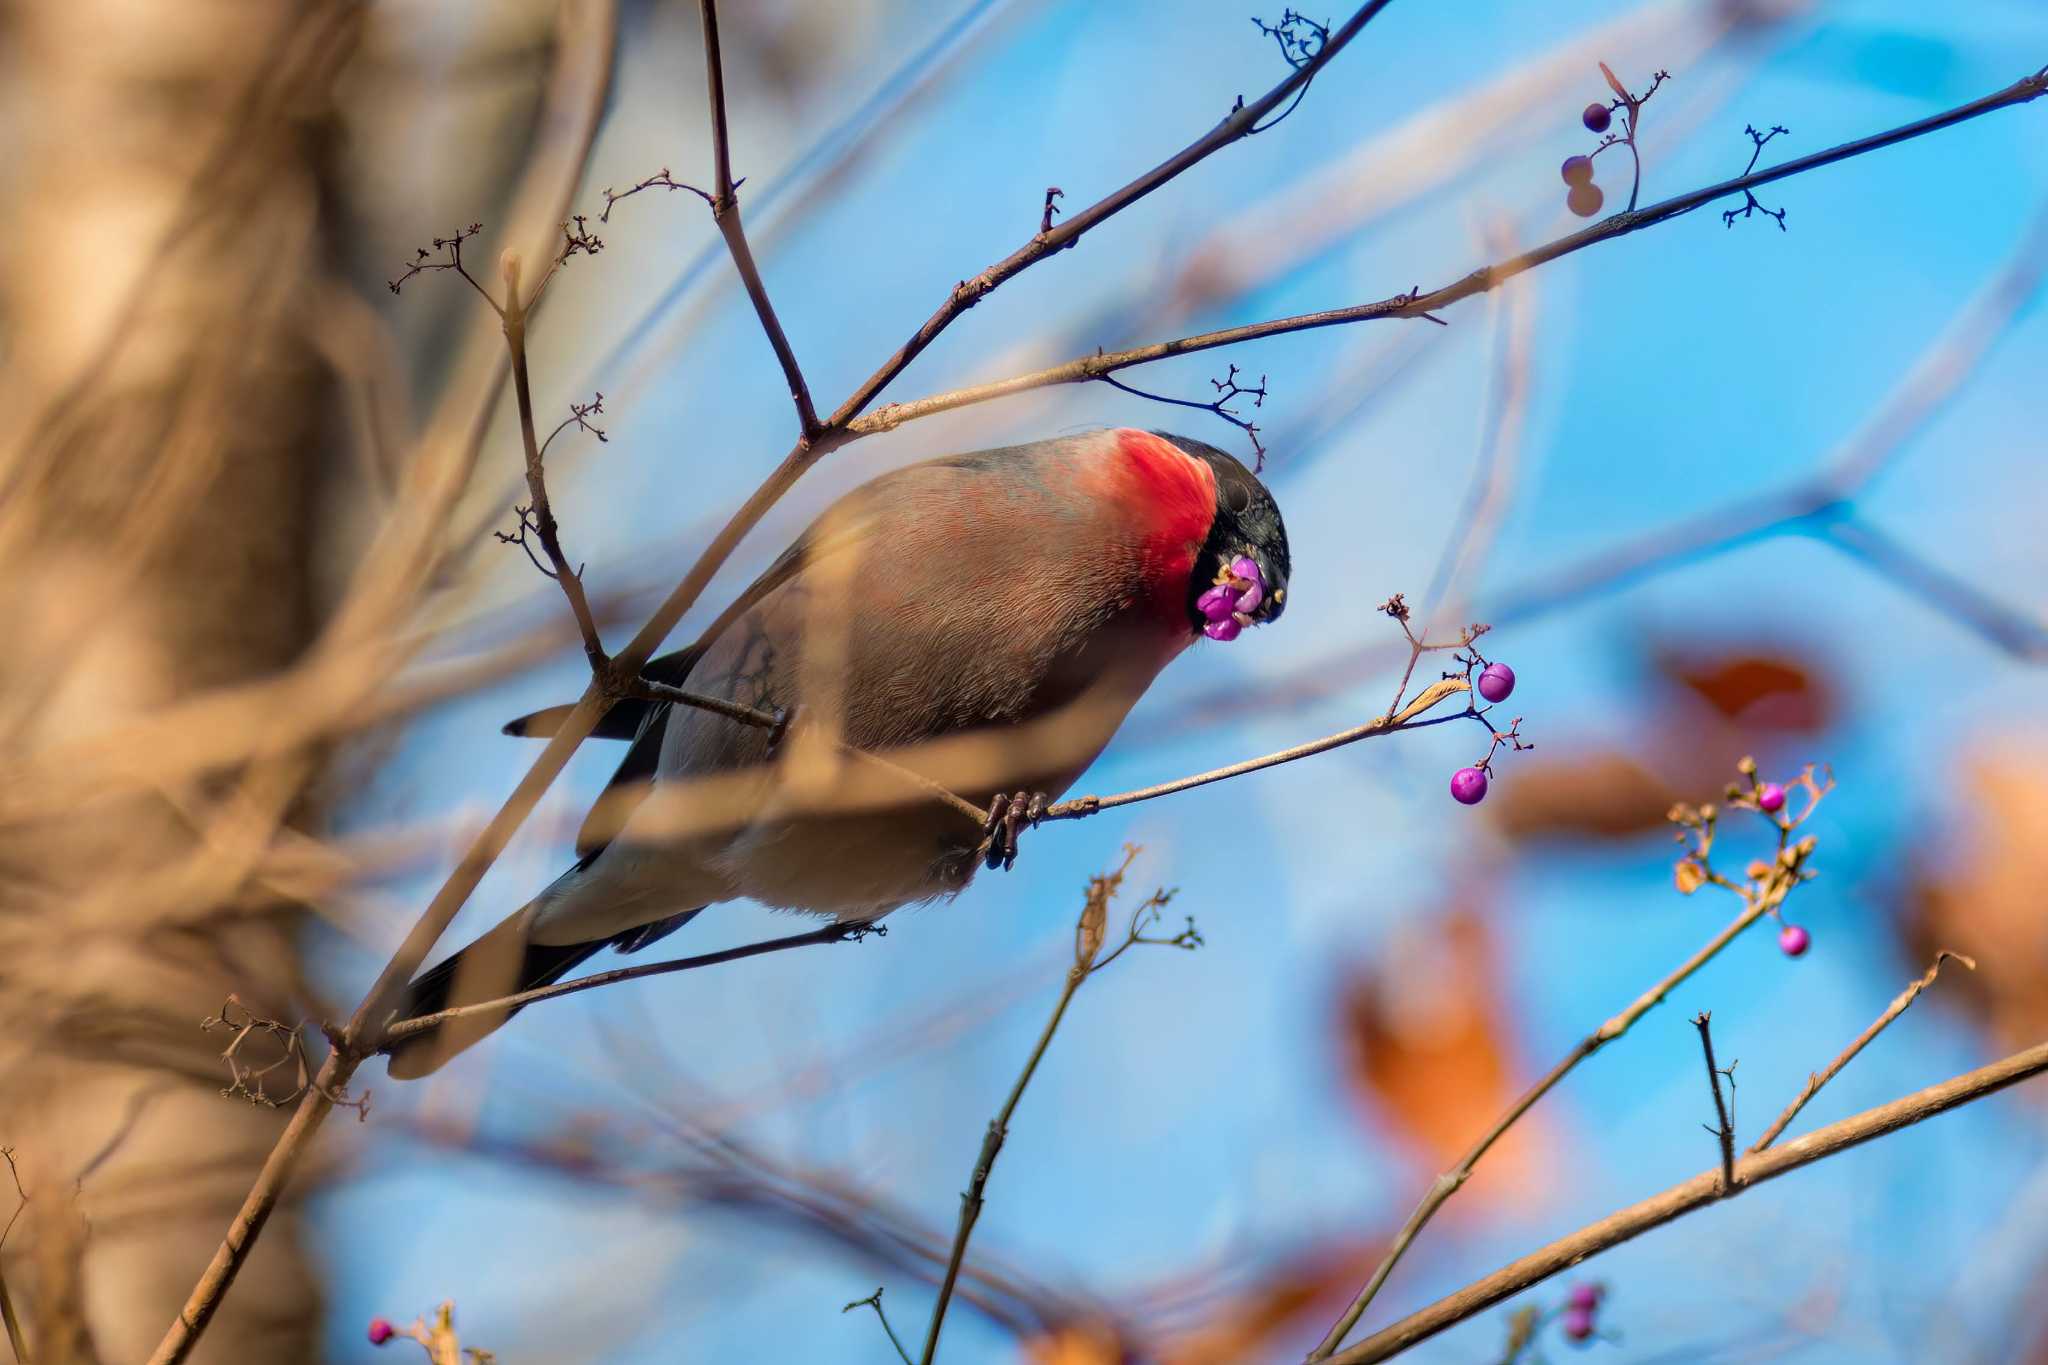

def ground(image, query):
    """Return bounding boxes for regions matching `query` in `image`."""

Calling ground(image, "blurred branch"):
[1330,1036,2048,1363]
[1309,764,1829,1359]
[698,0,821,439]
[851,64,2048,437]
[143,3,625,1360]
[1751,951,1975,1152]
[1420,221,1535,618]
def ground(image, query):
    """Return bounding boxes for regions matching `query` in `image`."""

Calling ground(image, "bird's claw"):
[982,790,1047,871]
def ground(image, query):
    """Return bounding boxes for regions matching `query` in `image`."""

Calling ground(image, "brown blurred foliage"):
[1337,904,1552,1211]
[1901,742,2048,1063]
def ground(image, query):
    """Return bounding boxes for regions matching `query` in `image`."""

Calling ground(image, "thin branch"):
[502,255,609,670]
[1328,1037,2048,1363]
[850,65,2048,438]
[699,0,821,438]
[1042,676,1471,826]
[1751,951,1976,1152]
[843,1288,913,1365]
[1693,1012,1737,1192]
[918,854,1159,1363]
[0,1149,26,1365]
[380,921,879,1045]
[1098,364,1268,468]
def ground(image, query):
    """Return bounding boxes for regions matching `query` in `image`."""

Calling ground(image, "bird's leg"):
[982,790,1049,871]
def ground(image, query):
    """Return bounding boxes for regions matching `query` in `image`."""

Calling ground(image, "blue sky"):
[319,2,2048,1360]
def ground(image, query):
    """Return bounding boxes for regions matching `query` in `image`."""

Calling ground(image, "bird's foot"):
[982,791,1048,871]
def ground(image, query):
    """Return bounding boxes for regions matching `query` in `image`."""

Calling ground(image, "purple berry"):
[1566,182,1604,218]
[1583,101,1612,134]
[1779,923,1810,957]
[368,1318,396,1347]
[1561,154,1594,186]
[1204,616,1243,642]
[1197,584,1238,623]
[1758,782,1786,813]
[1450,767,1489,805]
[1562,1305,1596,1342]
[1229,556,1263,590]
[1566,1282,1602,1312]
[1477,662,1516,703]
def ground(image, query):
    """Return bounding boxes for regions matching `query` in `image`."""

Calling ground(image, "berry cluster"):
[1669,759,1828,958]
[1556,63,1669,218]
[1197,556,1269,641]
[1450,661,1529,806]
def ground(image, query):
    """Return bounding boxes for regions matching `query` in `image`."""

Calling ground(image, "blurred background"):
[1,0,2045,1361]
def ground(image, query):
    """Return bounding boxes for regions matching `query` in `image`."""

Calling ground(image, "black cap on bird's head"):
[1163,432,1291,640]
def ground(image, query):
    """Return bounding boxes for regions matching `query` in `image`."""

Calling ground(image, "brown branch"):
[826,0,1400,435]
[850,65,2048,438]
[501,254,609,670]
[1308,784,1823,1360]
[1328,1037,2048,1363]
[1042,675,1471,825]
[699,0,820,438]
[1751,951,1976,1152]
[1693,1011,1737,1193]
[919,852,1159,1363]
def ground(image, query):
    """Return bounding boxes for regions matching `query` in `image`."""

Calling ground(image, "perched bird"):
[384,428,1290,1077]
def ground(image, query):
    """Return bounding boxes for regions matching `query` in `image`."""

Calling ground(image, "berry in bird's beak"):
[1201,557,1269,641]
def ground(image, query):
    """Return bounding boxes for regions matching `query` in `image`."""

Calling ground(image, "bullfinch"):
[385,428,1289,1077]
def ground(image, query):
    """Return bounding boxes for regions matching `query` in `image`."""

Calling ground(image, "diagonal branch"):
[850,64,2048,438]
[1328,1038,2048,1363]
[699,0,821,439]
[1751,950,1976,1152]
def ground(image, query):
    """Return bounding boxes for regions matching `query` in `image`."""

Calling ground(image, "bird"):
[383,428,1290,1077]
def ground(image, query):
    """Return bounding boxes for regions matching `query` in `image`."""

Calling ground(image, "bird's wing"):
[567,510,880,858]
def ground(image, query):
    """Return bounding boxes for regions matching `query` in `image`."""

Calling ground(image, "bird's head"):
[1167,434,1291,642]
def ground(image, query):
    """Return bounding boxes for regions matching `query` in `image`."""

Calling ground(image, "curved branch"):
[1328,1038,2048,1364]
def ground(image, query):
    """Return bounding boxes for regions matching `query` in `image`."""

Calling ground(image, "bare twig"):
[1693,1012,1737,1192]
[500,252,609,670]
[1,1149,26,1365]
[1751,951,1976,1152]
[699,0,821,438]
[844,1288,914,1365]
[919,852,1164,1363]
[1328,1037,2048,1363]
[851,65,2048,438]
[1098,364,1268,468]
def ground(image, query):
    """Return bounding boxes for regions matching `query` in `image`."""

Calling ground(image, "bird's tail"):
[381,903,600,1079]
[382,879,705,1079]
